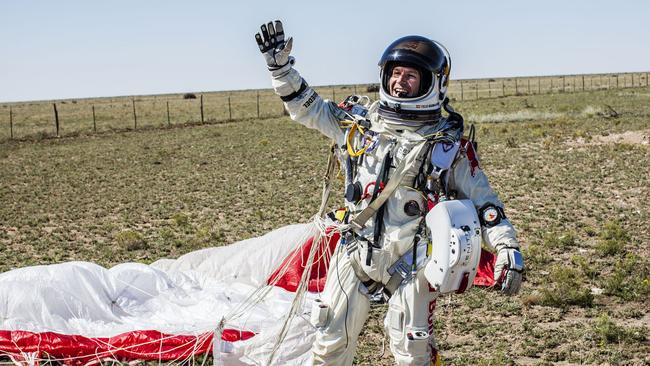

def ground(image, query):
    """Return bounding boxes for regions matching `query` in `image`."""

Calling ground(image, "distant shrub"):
[366,84,379,92]
[172,212,190,227]
[183,93,197,100]
[116,230,148,251]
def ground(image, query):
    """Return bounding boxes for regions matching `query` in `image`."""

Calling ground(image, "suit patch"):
[302,91,318,109]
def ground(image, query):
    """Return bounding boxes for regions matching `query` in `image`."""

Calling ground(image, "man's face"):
[388,65,421,98]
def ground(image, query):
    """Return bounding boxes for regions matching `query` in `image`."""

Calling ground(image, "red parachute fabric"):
[475,248,497,287]
[267,229,497,292]
[0,329,254,365]
[267,230,340,292]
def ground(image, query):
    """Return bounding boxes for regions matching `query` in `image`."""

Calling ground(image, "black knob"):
[345,182,363,203]
[404,200,422,216]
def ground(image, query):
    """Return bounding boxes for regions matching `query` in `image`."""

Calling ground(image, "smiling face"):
[388,65,422,98]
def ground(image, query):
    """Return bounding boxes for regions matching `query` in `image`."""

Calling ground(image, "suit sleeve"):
[449,143,519,250]
[270,65,346,146]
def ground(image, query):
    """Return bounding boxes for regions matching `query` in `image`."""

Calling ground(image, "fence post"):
[332,88,336,102]
[501,80,505,96]
[562,76,565,92]
[228,96,232,121]
[166,101,170,126]
[616,75,619,88]
[92,105,96,132]
[515,79,518,94]
[132,98,137,129]
[527,79,531,94]
[475,80,479,99]
[551,78,555,93]
[200,94,204,123]
[53,103,60,137]
[538,78,541,94]
[488,81,492,98]
[9,107,13,139]
[354,85,357,94]
[646,72,649,87]
[582,75,585,91]
[461,81,464,100]
[256,91,260,118]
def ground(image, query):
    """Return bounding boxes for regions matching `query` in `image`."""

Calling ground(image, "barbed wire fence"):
[1,71,648,141]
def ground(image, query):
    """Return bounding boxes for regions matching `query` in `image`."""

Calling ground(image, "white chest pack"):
[424,199,482,294]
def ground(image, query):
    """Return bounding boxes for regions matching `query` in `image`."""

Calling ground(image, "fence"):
[1,71,648,141]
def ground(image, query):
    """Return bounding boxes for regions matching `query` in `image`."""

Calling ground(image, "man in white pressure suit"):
[255,20,524,366]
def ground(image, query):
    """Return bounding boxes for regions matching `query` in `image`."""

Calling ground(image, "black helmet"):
[378,36,451,123]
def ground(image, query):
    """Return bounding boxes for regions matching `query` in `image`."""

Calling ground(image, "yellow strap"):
[346,122,369,157]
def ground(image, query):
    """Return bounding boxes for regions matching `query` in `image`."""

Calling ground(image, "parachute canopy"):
[0,222,496,365]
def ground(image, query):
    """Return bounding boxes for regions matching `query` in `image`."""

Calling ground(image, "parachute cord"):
[266,225,327,365]
[317,144,338,218]
[212,318,225,366]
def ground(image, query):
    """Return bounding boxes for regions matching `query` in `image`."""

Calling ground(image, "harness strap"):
[349,141,428,231]
[348,250,381,294]
[347,236,429,299]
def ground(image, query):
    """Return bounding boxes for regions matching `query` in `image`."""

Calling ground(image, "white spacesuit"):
[255,21,524,366]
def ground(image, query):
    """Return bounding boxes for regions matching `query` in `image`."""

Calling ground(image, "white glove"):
[255,20,294,71]
[494,244,524,295]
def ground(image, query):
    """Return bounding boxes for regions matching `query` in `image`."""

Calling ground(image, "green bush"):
[601,254,650,301]
[540,266,593,308]
[596,221,629,256]
[592,314,646,346]
[172,212,190,227]
[571,255,598,279]
[115,230,148,251]
[544,231,577,249]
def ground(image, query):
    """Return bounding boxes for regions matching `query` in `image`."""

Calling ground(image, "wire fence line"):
[1,71,648,141]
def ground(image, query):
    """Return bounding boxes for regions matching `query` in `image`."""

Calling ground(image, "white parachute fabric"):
[0,222,339,365]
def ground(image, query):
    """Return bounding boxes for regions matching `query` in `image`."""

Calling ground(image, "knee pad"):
[385,304,432,362]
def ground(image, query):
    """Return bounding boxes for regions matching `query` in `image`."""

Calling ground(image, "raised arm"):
[255,20,346,146]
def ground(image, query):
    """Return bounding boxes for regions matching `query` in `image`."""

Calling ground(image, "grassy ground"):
[1,86,649,365]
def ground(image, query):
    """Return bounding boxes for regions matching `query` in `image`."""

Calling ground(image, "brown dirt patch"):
[569,129,650,147]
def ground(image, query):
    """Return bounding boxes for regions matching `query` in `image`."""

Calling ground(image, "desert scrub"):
[115,229,148,251]
[521,243,552,267]
[539,266,593,308]
[601,254,650,301]
[596,221,629,256]
[591,313,646,347]
[171,212,190,227]
[543,231,577,249]
[571,254,598,280]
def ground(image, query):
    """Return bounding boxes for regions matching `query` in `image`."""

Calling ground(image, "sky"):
[1,0,648,103]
